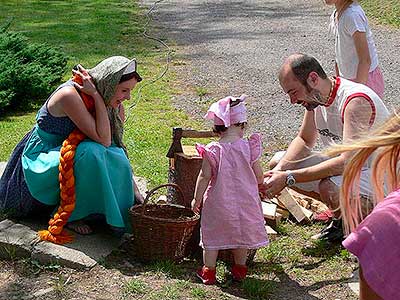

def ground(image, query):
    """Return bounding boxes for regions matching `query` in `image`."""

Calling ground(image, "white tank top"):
[315,77,389,146]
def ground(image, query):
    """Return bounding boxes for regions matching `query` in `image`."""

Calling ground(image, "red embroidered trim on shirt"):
[325,77,341,107]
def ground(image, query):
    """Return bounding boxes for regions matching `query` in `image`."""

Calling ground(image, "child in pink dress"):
[191,95,269,285]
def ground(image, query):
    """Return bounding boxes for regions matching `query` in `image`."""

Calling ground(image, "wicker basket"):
[129,183,200,262]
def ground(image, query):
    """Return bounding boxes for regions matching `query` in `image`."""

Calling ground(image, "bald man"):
[264,53,389,242]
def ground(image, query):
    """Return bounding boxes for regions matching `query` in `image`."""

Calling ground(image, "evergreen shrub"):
[0,25,67,112]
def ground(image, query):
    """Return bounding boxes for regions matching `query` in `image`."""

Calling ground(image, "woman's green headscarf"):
[88,56,139,154]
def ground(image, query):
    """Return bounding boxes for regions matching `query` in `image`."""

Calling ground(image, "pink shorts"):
[352,67,385,99]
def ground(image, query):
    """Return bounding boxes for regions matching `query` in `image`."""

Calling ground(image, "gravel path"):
[141,0,400,158]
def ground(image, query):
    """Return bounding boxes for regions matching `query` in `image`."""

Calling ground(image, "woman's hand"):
[72,65,99,96]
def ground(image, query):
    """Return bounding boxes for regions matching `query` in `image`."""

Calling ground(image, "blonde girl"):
[326,111,400,299]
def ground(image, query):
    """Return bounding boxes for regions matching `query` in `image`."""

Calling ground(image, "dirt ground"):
[0,221,359,300]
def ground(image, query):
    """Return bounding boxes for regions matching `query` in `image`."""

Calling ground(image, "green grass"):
[0,1,149,68]
[123,278,149,296]
[190,286,209,299]
[146,260,184,278]
[241,277,275,299]
[361,0,400,27]
[0,0,204,186]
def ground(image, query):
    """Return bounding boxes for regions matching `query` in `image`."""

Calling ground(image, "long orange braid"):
[38,74,96,244]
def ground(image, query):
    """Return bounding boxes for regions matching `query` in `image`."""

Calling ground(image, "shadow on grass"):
[301,239,344,258]
[272,270,351,300]
[101,248,349,300]
[0,107,39,121]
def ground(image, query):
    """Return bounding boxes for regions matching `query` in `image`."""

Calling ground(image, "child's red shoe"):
[196,266,216,285]
[231,264,248,281]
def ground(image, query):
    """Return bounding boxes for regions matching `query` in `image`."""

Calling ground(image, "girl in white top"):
[326,0,384,98]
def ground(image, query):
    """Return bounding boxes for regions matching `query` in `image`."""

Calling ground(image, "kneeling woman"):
[0,56,144,243]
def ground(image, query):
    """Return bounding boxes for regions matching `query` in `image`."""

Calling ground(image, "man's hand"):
[258,183,267,199]
[262,170,288,199]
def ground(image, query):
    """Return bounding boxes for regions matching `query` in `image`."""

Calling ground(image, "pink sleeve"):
[195,143,217,170]
[342,190,400,299]
[249,133,262,163]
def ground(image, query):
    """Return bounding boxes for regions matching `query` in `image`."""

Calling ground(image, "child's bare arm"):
[252,159,264,185]
[353,31,371,84]
[191,158,212,213]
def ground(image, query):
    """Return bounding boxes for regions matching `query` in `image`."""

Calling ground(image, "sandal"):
[66,220,93,235]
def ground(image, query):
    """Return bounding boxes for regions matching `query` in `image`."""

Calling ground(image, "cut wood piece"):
[285,187,329,214]
[300,206,313,221]
[269,197,286,209]
[276,207,290,219]
[261,202,277,219]
[275,212,283,225]
[182,145,200,157]
[265,212,282,230]
[265,225,277,240]
[276,188,309,223]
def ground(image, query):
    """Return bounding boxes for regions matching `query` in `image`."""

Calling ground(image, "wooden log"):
[300,206,313,220]
[182,145,200,157]
[276,207,290,219]
[276,188,309,223]
[261,202,277,220]
[265,225,277,240]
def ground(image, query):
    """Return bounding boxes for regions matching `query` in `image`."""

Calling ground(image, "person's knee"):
[319,178,340,209]
[268,151,285,170]
[268,157,278,169]
[76,141,107,161]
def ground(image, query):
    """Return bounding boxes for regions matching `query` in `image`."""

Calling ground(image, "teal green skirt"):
[22,126,135,230]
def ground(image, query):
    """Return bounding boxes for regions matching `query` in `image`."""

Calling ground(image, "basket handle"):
[140,183,185,216]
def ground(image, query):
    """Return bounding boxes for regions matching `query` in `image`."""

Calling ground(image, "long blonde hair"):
[325,111,400,234]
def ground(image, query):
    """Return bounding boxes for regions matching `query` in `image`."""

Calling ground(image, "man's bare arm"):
[274,110,318,171]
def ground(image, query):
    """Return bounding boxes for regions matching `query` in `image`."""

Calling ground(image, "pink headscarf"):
[204,94,247,127]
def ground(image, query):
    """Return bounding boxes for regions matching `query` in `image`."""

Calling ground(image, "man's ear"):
[306,71,319,88]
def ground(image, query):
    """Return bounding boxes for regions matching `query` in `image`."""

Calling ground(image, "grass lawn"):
[360,0,400,27]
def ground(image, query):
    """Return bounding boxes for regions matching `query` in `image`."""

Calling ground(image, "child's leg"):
[203,249,219,268]
[232,248,247,265]
[196,249,218,285]
[231,248,248,281]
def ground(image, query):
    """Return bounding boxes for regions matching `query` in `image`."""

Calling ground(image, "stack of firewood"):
[261,188,329,240]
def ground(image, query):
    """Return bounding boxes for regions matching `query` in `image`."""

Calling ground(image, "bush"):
[0,26,67,112]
